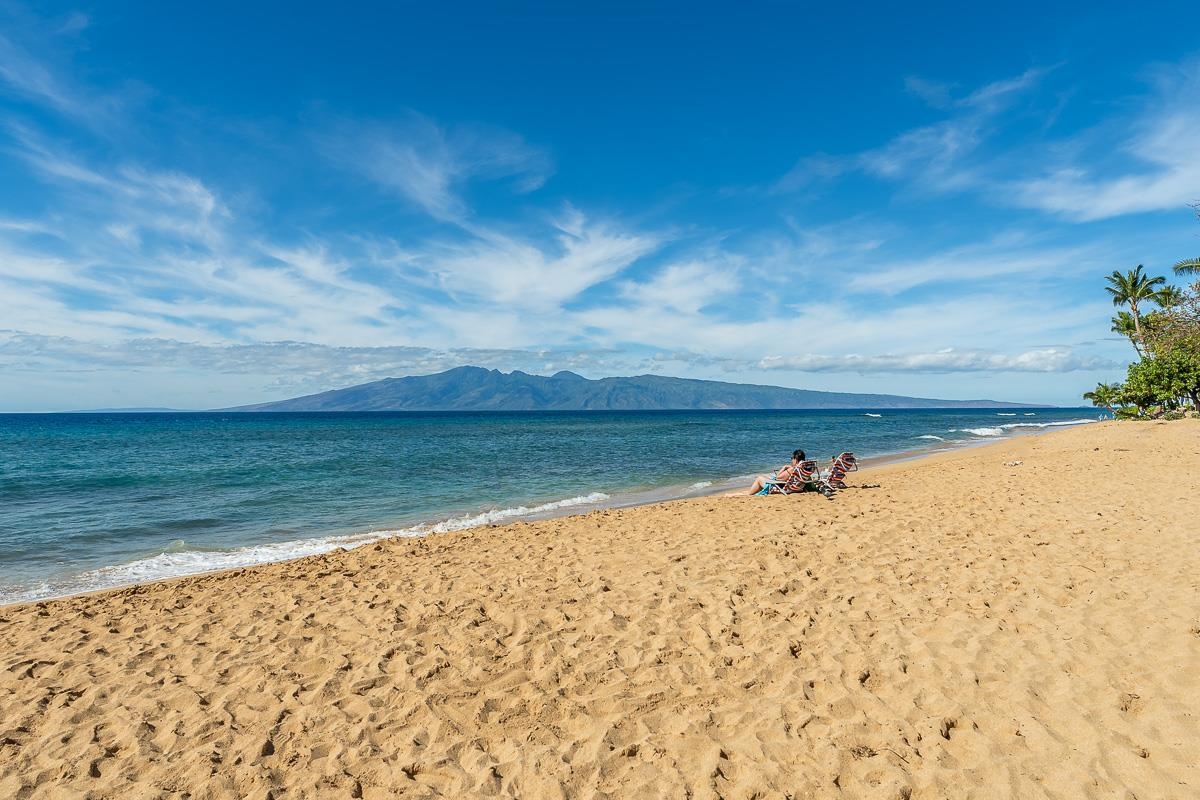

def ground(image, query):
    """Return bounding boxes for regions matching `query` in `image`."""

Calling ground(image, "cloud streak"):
[423,208,662,311]
[760,347,1117,374]
[1006,59,1200,221]
[778,59,1200,224]
[0,6,130,130]
[775,68,1047,194]
[321,113,554,222]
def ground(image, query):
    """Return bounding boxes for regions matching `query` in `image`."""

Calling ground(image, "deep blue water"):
[0,408,1098,604]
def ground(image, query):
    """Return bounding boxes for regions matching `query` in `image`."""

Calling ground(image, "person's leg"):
[747,475,768,495]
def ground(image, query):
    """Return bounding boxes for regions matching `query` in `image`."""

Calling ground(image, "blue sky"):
[2,1,1199,410]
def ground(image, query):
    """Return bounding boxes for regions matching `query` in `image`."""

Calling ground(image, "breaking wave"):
[0,492,611,606]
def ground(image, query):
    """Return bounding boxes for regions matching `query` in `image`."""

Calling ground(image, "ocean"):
[0,408,1098,605]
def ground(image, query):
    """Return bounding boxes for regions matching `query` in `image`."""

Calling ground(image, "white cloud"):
[0,8,129,129]
[775,68,1047,195]
[903,76,954,109]
[782,57,1200,222]
[759,347,1116,373]
[619,259,739,314]
[772,152,847,193]
[7,125,228,248]
[0,114,669,352]
[844,236,1102,295]
[858,68,1046,191]
[55,12,90,36]
[0,29,80,116]
[1007,61,1200,220]
[0,216,56,234]
[321,113,553,221]
[425,210,662,310]
[958,67,1046,112]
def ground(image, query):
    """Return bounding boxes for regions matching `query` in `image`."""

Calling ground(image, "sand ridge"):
[1,421,1197,798]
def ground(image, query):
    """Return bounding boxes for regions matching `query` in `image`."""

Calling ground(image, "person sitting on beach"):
[746,449,806,495]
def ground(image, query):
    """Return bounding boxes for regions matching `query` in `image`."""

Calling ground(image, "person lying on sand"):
[746,449,806,495]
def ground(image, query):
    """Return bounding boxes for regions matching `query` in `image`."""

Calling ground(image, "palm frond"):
[1154,285,1183,308]
[1174,257,1200,274]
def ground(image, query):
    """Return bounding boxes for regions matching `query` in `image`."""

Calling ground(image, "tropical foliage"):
[1109,311,1143,357]
[1082,382,1121,413]
[1088,206,1200,418]
[1104,264,1165,346]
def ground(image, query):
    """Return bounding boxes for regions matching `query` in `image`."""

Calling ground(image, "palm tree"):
[1156,285,1185,308]
[1083,382,1121,414]
[1111,311,1143,357]
[1105,265,1166,346]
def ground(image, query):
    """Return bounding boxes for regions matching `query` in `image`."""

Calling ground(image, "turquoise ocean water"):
[0,408,1098,605]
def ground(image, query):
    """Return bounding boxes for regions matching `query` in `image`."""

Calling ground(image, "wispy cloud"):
[619,258,739,314]
[1007,58,1200,221]
[0,6,130,129]
[903,76,955,109]
[760,347,1117,374]
[422,207,662,310]
[0,121,663,349]
[842,234,1102,295]
[779,59,1200,224]
[6,123,228,247]
[0,29,81,117]
[320,113,553,222]
[857,68,1046,191]
[775,68,1047,194]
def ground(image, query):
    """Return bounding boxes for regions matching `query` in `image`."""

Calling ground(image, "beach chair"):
[824,452,858,490]
[758,460,834,498]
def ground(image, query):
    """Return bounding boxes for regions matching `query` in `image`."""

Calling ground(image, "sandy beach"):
[1,421,1197,799]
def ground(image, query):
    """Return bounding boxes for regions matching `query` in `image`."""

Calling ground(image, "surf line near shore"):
[0,412,1097,607]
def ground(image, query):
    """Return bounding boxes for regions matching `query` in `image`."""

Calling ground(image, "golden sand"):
[1,421,1197,799]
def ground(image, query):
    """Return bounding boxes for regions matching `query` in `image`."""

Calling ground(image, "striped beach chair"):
[759,460,833,498]
[824,452,858,490]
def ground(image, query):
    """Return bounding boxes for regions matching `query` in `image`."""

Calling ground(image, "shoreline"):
[0,417,1100,609]
[0,418,1098,609]
[2,419,1196,797]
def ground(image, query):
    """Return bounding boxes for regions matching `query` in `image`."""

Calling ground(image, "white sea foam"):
[916,434,946,441]
[961,427,1005,436]
[951,418,1095,438]
[0,492,611,606]
[997,413,1016,416]
[864,413,882,418]
[422,492,609,532]
[689,481,713,490]
[999,419,1095,430]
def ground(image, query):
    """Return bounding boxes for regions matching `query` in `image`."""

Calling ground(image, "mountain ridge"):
[228,366,1048,411]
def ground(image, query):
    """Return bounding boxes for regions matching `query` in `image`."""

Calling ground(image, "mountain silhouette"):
[229,366,1041,411]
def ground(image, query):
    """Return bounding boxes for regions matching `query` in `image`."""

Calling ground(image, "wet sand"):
[1,420,1197,798]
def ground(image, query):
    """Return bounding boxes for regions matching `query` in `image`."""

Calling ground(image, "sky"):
[2,1,1199,411]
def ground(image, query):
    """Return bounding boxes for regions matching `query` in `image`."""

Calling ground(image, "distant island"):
[229,366,1046,411]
